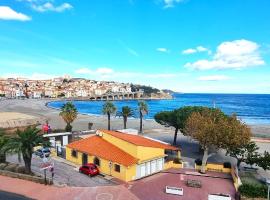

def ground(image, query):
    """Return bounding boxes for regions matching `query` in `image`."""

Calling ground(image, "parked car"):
[79,163,99,177]
[34,147,51,158]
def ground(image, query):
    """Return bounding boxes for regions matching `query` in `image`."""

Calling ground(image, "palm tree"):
[138,101,148,133]
[7,126,49,174]
[102,101,117,130]
[0,130,9,163]
[59,102,78,132]
[116,106,134,129]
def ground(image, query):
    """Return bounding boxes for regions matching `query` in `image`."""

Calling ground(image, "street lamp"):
[266,179,270,200]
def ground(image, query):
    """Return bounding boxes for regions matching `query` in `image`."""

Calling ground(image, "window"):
[114,164,120,172]
[71,150,77,157]
[94,157,100,166]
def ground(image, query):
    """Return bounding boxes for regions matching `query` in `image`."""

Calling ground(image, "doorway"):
[82,153,88,165]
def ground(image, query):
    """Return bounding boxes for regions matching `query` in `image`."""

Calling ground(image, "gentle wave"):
[47,93,270,125]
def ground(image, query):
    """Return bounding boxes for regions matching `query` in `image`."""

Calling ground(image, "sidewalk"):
[0,175,139,200]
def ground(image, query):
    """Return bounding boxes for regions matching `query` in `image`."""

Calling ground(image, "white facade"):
[15,89,25,98]
[33,91,42,98]
[136,158,164,179]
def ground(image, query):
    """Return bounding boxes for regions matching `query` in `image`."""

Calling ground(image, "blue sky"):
[0,0,270,93]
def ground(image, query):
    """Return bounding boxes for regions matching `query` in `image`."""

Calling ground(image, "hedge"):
[239,183,268,198]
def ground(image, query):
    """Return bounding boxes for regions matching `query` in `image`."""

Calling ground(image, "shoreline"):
[0,98,269,139]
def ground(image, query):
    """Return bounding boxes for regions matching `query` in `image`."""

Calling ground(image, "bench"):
[165,186,183,196]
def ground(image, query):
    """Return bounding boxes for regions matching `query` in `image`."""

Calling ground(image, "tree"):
[257,151,270,171]
[116,106,134,129]
[155,110,180,145]
[7,126,49,174]
[138,101,148,133]
[0,130,9,163]
[226,141,259,169]
[59,102,78,132]
[155,106,213,145]
[102,101,117,130]
[185,108,251,173]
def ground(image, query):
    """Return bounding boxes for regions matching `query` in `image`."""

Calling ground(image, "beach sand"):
[0,112,41,129]
[0,98,269,171]
[0,99,269,138]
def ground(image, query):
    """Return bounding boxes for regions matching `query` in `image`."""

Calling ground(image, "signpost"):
[266,179,270,200]
[40,158,54,185]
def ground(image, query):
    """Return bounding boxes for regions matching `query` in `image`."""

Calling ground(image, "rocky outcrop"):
[143,92,173,99]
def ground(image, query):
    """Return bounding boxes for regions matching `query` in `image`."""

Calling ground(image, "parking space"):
[130,169,236,200]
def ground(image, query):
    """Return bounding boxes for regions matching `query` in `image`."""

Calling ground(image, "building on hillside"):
[66,130,181,182]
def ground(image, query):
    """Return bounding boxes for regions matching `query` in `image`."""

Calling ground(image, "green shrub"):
[239,183,267,198]
[0,163,8,170]
[4,164,18,172]
[15,166,26,174]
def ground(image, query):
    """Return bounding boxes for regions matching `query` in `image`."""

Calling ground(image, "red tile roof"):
[100,130,179,151]
[67,136,138,167]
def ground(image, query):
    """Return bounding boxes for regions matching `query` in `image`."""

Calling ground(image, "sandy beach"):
[0,98,269,137]
[0,98,269,172]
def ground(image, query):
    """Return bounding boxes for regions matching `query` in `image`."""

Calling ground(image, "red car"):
[79,164,99,177]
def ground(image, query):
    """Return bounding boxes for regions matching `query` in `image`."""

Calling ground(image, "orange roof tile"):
[67,136,138,167]
[100,130,179,151]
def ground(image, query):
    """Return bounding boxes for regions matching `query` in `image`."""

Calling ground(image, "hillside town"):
[0,76,136,99]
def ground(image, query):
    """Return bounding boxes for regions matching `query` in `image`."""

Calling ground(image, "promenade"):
[0,175,138,200]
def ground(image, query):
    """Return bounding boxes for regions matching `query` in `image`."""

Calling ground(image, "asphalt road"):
[6,154,114,187]
[0,191,33,200]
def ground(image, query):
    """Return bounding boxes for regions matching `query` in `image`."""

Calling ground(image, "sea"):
[47,93,270,125]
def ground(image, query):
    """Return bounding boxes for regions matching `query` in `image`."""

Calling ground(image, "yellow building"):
[66,130,181,182]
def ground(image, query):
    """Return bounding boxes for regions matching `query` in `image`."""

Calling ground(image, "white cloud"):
[0,6,31,21]
[182,46,210,54]
[182,48,197,54]
[75,67,185,79]
[157,48,169,53]
[96,67,114,75]
[185,39,265,70]
[117,39,139,57]
[74,68,92,74]
[75,67,114,76]
[163,0,185,8]
[198,75,230,81]
[126,48,139,57]
[31,2,73,12]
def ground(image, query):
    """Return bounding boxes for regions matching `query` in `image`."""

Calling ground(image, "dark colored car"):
[79,164,99,177]
[34,147,51,158]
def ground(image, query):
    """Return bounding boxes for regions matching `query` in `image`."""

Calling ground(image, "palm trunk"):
[139,111,143,133]
[173,128,178,145]
[124,116,127,129]
[200,147,208,173]
[108,113,111,130]
[23,155,32,174]
[0,152,6,163]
